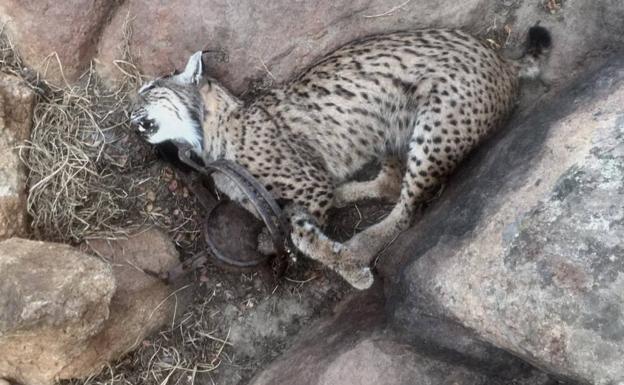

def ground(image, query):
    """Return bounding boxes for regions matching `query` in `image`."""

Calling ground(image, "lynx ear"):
[176,51,204,85]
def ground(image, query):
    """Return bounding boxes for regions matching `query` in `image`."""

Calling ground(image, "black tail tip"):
[526,25,552,57]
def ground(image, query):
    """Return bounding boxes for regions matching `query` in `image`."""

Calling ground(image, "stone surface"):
[0,0,121,85]
[0,74,35,240]
[510,0,624,87]
[0,0,622,96]
[1,0,623,96]
[97,0,495,94]
[61,228,189,380]
[0,229,188,385]
[249,286,552,385]
[95,0,623,95]
[382,58,624,384]
[0,238,115,385]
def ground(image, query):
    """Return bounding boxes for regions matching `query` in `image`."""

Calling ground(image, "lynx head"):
[130,51,206,152]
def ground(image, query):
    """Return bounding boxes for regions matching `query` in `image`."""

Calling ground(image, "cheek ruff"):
[139,95,204,152]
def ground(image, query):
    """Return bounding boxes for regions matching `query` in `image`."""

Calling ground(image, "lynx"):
[130,27,551,289]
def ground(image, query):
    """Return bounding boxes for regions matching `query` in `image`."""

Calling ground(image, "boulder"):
[249,286,553,385]
[0,238,115,385]
[1,0,623,96]
[0,0,121,85]
[0,74,35,240]
[96,0,495,94]
[0,229,189,385]
[85,0,624,95]
[60,228,190,380]
[382,58,624,384]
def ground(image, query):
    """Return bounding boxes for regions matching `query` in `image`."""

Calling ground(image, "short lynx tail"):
[525,25,552,58]
[517,25,552,79]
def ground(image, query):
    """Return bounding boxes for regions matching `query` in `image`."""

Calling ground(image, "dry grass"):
[23,69,136,241]
[0,25,23,75]
[545,0,563,14]
[363,0,413,18]
[67,291,231,385]
[10,21,141,242]
[1,22,201,246]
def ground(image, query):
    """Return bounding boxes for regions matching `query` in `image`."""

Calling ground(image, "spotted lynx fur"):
[131,27,551,289]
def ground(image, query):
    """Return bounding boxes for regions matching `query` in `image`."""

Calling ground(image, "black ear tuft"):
[526,25,552,58]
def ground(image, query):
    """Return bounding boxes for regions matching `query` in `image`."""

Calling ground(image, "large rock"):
[0,238,115,385]
[2,0,623,96]
[62,228,190,380]
[91,0,624,95]
[382,58,624,384]
[96,0,495,94]
[0,229,188,385]
[250,287,552,385]
[0,74,35,240]
[0,0,121,85]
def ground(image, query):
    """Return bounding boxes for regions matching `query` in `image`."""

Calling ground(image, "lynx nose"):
[129,111,148,133]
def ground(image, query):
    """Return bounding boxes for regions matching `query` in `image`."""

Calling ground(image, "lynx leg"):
[288,142,437,290]
[345,111,462,262]
[333,158,403,207]
[287,206,374,290]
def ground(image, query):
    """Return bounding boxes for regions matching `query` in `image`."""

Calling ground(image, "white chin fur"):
[145,104,203,152]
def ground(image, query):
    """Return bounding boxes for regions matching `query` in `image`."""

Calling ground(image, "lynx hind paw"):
[338,265,374,290]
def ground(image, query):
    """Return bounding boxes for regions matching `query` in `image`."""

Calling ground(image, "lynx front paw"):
[288,207,327,260]
[257,227,276,255]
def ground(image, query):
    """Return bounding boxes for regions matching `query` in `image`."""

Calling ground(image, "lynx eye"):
[141,119,157,130]
[132,116,157,134]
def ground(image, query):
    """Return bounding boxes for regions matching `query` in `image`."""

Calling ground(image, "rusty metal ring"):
[202,200,270,267]
[177,145,289,267]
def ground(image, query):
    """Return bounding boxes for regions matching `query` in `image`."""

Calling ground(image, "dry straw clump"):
[8,25,142,242]
[0,25,22,75]
[1,23,201,245]
[23,67,139,241]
